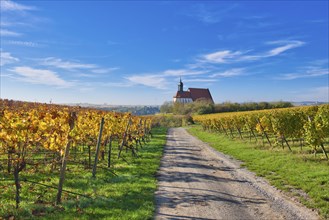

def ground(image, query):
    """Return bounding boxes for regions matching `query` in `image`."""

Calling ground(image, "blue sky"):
[1,0,328,105]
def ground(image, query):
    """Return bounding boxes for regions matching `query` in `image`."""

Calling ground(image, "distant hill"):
[65,103,160,115]
[292,101,328,106]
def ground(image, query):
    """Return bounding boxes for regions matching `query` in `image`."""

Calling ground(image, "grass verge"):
[0,127,167,220]
[188,125,329,219]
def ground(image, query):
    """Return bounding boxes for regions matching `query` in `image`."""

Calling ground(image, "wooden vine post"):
[108,135,112,168]
[56,112,76,205]
[219,121,229,137]
[236,125,244,140]
[256,118,272,147]
[247,124,257,142]
[92,117,105,178]
[283,135,292,152]
[143,119,147,143]
[118,118,132,158]
[13,146,26,209]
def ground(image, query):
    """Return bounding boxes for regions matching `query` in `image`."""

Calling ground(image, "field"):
[0,99,168,219]
[1,100,329,219]
[190,105,329,218]
[0,125,167,219]
[193,105,329,159]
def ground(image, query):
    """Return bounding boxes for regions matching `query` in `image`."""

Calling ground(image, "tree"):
[160,101,173,114]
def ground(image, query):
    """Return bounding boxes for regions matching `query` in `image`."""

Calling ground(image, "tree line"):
[160,99,293,115]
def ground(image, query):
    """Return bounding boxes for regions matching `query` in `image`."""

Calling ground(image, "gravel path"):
[154,127,319,220]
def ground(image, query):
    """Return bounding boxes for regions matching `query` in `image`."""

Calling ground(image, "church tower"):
[178,77,183,92]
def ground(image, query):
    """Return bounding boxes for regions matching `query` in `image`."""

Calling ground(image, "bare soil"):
[154,128,319,220]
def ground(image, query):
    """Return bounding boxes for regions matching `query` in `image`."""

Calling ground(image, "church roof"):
[174,91,192,99]
[188,88,214,103]
[174,88,214,103]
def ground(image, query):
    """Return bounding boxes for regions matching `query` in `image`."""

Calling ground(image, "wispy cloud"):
[1,0,37,37]
[199,40,305,64]
[266,40,305,56]
[277,59,328,80]
[126,75,168,89]
[211,68,245,78]
[5,40,41,47]
[308,59,328,66]
[0,21,12,27]
[0,0,36,12]
[9,66,73,87]
[200,50,244,64]
[240,40,305,61]
[0,51,19,66]
[307,19,328,24]
[188,4,239,24]
[183,78,217,83]
[101,82,133,88]
[295,86,329,102]
[91,67,119,74]
[1,0,47,41]
[277,67,328,80]
[40,57,97,70]
[163,69,207,76]
[171,59,181,63]
[76,73,97,78]
[1,29,22,37]
[39,57,119,77]
[107,40,119,45]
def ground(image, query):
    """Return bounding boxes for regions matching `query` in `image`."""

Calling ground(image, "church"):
[173,79,214,104]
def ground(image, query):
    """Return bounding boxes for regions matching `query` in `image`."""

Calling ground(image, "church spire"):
[178,77,183,92]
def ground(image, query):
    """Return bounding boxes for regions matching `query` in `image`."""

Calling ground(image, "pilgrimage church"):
[173,79,214,104]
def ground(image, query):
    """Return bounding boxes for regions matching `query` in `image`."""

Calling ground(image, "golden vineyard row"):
[193,104,329,158]
[0,99,152,155]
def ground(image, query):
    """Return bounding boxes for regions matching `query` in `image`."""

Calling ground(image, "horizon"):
[1,1,328,105]
[1,97,326,108]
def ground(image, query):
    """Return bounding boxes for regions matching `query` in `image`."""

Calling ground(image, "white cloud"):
[199,40,305,64]
[201,50,243,63]
[9,66,73,87]
[76,73,96,78]
[171,59,181,63]
[91,67,119,74]
[308,59,328,66]
[211,68,245,78]
[124,68,210,90]
[40,57,97,70]
[277,66,328,80]
[0,51,19,66]
[101,82,133,88]
[0,0,36,12]
[163,69,207,76]
[266,40,305,56]
[189,4,239,24]
[5,40,40,47]
[183,78,217,82]
[126,75,168,89]
[1,29,22,37]
[1,0,43,33]
[39,57,119,77]
[0,21,12,27]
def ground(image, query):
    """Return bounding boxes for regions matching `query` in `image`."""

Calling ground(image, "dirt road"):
[154,128,318,220]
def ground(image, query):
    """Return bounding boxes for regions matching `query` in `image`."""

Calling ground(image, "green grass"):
[188,125,329,219]
[0,127,167,220]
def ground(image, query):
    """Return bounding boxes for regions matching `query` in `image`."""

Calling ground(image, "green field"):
[0,127,167,220]
[188,125,329,219]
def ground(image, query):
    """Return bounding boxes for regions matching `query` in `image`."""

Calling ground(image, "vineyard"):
[0,99,159,218]
[193,105,329,160]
